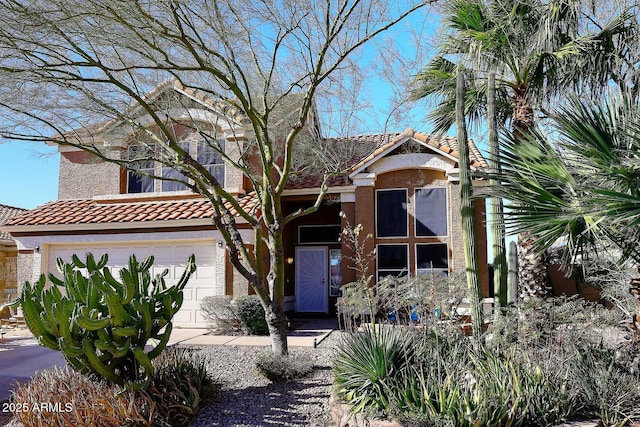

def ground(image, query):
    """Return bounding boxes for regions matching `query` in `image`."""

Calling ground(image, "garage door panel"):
[195,265,215,280]
[47,241,218,328]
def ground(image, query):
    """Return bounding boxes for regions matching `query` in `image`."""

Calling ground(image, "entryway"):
[295,246,329,313]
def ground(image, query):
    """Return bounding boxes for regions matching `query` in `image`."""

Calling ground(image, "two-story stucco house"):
[2,81,489,328]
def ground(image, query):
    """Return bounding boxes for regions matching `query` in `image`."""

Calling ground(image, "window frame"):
[298,224,342,245]
[161,141,191,192]
[414,186,448,238]
[375,188,409,238]
[126,144,156,194]
[197,139,226,187]
[125,138,226,194]
[415,243,449,277]
[376,243,409,281]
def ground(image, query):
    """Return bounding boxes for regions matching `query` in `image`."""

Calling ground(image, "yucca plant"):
[333,325,422,415]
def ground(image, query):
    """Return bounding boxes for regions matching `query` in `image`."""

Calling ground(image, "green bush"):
[254,352,314,382]
[233,295,269,335]
[333,296,640,427]
[11,347,214,426]
[335,329,580,426]
[14,252,196,389]
[333,325,422,415]
[570,343,640,426]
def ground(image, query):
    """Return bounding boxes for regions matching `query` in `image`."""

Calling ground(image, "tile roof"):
[285,129,488,190]
[0,204,27,240]
[350,128,488,172]
[5,194,259,229]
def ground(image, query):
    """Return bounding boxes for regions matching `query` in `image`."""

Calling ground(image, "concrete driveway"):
[0,334,65,402]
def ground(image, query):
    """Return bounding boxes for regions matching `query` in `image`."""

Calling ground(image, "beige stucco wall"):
[58,149,122,199]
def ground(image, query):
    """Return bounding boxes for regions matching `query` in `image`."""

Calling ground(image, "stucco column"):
[352,173,376,285]
[340,194,356,286]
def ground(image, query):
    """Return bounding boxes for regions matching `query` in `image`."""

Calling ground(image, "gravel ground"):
[187,331,341,427]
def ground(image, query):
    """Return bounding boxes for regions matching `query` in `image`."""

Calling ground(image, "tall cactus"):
[456,70,484,345]
[13,252,196,389]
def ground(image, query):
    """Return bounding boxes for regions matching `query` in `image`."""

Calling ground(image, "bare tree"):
[0,0,433,355]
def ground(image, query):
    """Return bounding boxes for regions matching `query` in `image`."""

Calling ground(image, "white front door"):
[295,246,328,313]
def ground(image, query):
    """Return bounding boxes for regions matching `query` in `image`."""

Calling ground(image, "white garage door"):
[47,241,218,328]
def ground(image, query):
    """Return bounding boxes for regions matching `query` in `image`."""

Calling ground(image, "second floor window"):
[376,189,408,237]
[415,188,448,237]
[126,139,226,194]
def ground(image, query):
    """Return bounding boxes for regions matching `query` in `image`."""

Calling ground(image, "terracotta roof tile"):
[285,129,488,190]
[0,204,27,240]
[5,194,259,228]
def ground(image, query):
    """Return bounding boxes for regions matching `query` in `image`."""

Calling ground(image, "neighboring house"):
[0,204,26,307]
[2,82,489,327]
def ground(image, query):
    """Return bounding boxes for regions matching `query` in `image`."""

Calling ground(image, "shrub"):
[11,367,153,426]
[254,352,314,382]
[14,252,196,388]
[336,330,581,426]
[569,343,640,426]
[334,295,640,426]
[333,325,422,415]
[233,295,269,335]
[11,346,214,426]
[142,346,214,426]
[200,295,241,335]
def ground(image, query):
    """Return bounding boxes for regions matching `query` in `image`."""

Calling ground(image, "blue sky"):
[0,141,59,209]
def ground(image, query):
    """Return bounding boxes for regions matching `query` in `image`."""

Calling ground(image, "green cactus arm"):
[75,314,111,331]
[85,253,99,272]
[21,284,58,351]
[61,350,89,374]
[172,292,184,313]
[100,267,124,296]
[132,299,153,344]
[139,255,154,272]
[112,326,138,338]
[96,253,109,269]
[72,270,89,302]
[96,336,131,359]
[103,289,130,327]
[103,267,134,305]
[85,253,108,272]
[175,255,197,291]
[139,270,152,297]
[126,254,142,294]
[133,347,154,379]
[48,273,64,287]
[109,338,132,359]
[158,292,176,320]
[55,256,66,274]
[54,301,75,343]
[41,292,60,337]
[33,275,47,294]
[63,269,83,302]
[36,334,59,350]
[59,336,84,358]
[119,269,138,298]
[147,323,172,360]
[82,339,122,385]
[71,254,86,269]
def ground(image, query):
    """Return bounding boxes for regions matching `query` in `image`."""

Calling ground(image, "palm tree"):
[491,91,640,335]
[411,0,637,300]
